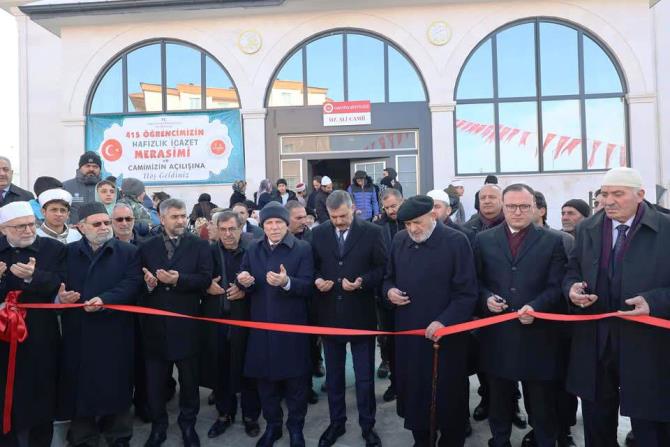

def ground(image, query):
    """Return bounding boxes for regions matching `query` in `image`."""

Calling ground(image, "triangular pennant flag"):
[505,128,520,143]
[605,143,617,168]
[519,131,531,146]
[562,138,582,156]
[553,136,571,160]
[588,140,602,168]
[499,126,511,141]
[543,133,557,151]
[619,145,627,166]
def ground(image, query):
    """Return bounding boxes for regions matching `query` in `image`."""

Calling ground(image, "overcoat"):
[240,233,314,381]
[0,236,65,431]
[382,223,477,431]
[474,224,567,381]
[58,238,142,418]
[563,203,670,422]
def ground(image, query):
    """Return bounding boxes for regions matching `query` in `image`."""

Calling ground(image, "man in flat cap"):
[57,201,143,447]
[0,202,65,447]
[62,151,103,223]
[36,188,82,244]
[383,195,478,446]
[561,199,591,237]
[565,167,670,446]
[237,202,314,447]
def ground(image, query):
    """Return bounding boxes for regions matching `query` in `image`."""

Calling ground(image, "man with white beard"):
[383,195,478,447]
[57,202,143,447]
[0,202,65,447]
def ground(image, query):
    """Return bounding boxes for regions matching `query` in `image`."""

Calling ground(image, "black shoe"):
[318,423,346,447]
[558,430,577,447]
[256,427,282,447]
[244,418,261,437]
[289,431,306,447]
[362,428,382,447]
[465,419,472,438]
[473,399,489,421]
[377,361,390,379]
[521,429,536,447]
[208,391,215,405]
[207,416,232,439]
[382,385,396,402]
[308,388,319,404]
[313,362,326,378]
[512,401,527,429]
[144,430,166,447]
[625,430,636,447]
[181,426,200,447]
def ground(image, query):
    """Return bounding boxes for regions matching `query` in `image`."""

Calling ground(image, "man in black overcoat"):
[200,210,261,440]
[383,195,478,447]
[0,158,34,207]
[56,202,142,447]
[564,167,670,447]
[312,191,387,447]
[138,198,213,447]
[0,202,65,447]
[236,202,314,447]
[474,184,567,447]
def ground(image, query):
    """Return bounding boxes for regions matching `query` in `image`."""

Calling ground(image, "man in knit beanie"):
[561,199,592,237]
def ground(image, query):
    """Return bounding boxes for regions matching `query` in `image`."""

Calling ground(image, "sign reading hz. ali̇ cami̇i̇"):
[323,100,371,127]
[85,111,245,185]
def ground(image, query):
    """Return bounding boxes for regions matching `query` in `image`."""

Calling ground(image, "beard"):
[9,235,37,248]
[86,230,113,246]
[408,221,437,244]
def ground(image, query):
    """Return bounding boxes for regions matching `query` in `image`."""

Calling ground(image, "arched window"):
[454,19,627,174]
[88,39,239,115]
[267,30,426,107]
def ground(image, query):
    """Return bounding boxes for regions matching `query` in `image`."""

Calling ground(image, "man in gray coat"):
[62,151,102,223]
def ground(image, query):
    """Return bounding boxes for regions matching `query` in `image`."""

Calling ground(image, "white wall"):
[17,0,660,219]
[653,0,670,205]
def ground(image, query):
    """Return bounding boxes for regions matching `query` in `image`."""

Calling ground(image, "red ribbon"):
[2,299,669,434]
[0,291,27,434]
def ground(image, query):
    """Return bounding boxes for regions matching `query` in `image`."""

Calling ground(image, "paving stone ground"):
[52,349,631,446]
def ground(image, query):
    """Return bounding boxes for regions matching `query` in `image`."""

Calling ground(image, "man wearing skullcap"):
[236,202,314,447]
[315,176,334,224]
[28,176,63,221]
[383,195,477,446]
[56,201,143,447]
[561,199,592,237]
[62,151,103,223]
[0,202,65,447]
[565,167,670,446]
[427,189,474,244]
[36,188,82,244]
[294,183,307,206]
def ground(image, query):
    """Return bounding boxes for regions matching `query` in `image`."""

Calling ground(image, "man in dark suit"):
[233,202,264,240]
[236,202,314,447]
[312,191,387,447]
[383,195,478,447]
[565,167,670,447]
[474,184,567,447]
[0,157,34,207]
[138,198,213,447]
[0,202,65,447]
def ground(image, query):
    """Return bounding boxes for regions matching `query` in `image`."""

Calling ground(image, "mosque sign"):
[85,110,245,185]
[323,100,371,127]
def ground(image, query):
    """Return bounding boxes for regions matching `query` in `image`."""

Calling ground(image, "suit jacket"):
[474,224,567,381]
[563,203,670,421]
[312,218,387,330]
[0,183,34,207]
[138,232,213,360]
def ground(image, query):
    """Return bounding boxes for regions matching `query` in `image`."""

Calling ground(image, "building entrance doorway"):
[309,159,351,191]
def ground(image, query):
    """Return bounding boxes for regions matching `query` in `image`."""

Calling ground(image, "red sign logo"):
[100,139,122,162]
[210,139,227,156]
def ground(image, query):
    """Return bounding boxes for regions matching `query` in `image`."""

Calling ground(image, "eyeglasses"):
[504,204,532,213]
[90,220,112,228]
[113,217,134,223]
[4,222,36,232]
[218,227,241,234]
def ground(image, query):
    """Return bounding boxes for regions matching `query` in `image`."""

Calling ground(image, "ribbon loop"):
[0,290,27,434]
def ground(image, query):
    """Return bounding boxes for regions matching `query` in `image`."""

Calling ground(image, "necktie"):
[610,224,629,275]
[337,230,346,257]
[0,189,5,203]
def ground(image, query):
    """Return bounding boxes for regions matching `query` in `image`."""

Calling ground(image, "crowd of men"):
[1,150,670,447]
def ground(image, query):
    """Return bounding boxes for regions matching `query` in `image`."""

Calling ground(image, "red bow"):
[0,291,27,434]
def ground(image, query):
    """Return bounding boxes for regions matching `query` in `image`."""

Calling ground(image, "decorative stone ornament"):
[427,21,452,46]
[238,30,262,55]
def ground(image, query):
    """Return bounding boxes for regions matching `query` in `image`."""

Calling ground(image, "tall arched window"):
[88,39,239,115]
[266,30,426,107]
[454,19,627,174]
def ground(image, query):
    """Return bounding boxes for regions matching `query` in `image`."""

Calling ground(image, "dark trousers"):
[145,355,199,433]
[322,336,376,431]
[489,376,557,447]
[411,429,464,447]
[213,328,261,421]
[68,408,133,447]
[0,422,53,447]
[581,342,620,447]
[257,375,309,434]
[377,306,395,387]
[630,419,670,447]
